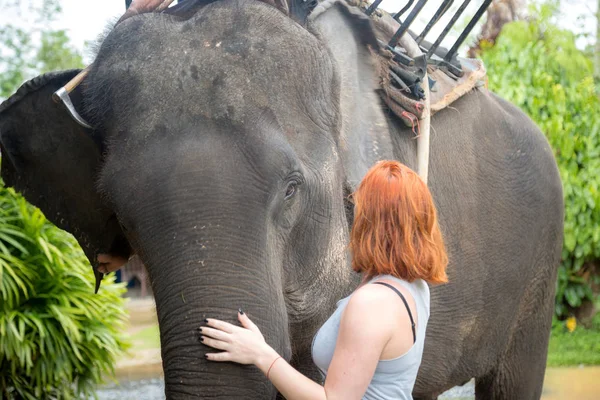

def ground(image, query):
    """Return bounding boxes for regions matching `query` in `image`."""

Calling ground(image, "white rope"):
[396,35,431,184]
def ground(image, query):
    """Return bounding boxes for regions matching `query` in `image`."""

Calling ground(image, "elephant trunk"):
[138,220,290,399]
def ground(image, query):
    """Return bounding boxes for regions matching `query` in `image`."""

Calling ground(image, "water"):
[439,383,475,399]
[96,379,165,400]
[97,367,600,400]
[95,378,475,400]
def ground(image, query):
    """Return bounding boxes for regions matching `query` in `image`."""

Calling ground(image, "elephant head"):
[0,0,394,397]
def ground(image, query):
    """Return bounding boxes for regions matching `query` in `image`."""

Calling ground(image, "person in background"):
[119,0,177,23]
[121,0,289,23]
[200,160,448,400]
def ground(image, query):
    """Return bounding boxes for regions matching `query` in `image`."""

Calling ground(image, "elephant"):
[0,0,563,399]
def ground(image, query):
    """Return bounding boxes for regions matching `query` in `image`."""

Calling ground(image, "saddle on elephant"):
[54,0,490,137]
[344,0,489,132]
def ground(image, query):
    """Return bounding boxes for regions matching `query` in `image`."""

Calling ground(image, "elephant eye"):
[285,181,299,200]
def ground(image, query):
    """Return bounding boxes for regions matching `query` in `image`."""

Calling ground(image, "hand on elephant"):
[201,310,280,368]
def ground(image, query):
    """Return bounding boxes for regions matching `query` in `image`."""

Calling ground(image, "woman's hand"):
[201,310,279,368]
[203,312,327,399]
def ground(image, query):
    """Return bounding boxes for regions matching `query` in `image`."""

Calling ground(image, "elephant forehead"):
[87,0,337,127]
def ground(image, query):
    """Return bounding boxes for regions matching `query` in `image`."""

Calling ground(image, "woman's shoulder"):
[340,284,400,339]
[357,276,430,314]
[340,279,416,344]
[373,276,430,299]
[346,279,410,318]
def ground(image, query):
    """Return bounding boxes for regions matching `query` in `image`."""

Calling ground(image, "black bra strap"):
[373,282,416,344]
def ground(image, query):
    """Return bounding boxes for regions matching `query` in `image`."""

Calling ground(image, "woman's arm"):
[320,288,393,399]
[254,344,328,400]
[202,287,393,400]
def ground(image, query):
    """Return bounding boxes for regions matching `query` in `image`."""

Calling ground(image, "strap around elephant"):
[372,282,416,344]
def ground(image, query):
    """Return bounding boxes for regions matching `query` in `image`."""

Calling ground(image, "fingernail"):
[198,327,203,332]
[200,336,204,342]
[238,308,244,315]
[204,354,209,359]
[203,319,209,323]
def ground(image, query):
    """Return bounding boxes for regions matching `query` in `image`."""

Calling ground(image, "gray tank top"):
[311,275,430,400]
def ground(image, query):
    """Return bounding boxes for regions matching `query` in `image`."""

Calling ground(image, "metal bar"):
[428,58,463,77]
[378,40,414,66]
[391,64,421,84]
[393,52,414,66]
[366,0,385,16]
[388,0,428,47]
[444,0,493,61]
[425,0,472,59]
[416,0,454,43]
[390,71,412,93]
[393,0,415,21]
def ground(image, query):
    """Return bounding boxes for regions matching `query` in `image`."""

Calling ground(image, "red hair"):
[349,161,448,284]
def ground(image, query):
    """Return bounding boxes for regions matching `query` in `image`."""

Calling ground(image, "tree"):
[468,0,525,57]
[594,0,600,82]
[0,184,130,399]
[0,0,84,99]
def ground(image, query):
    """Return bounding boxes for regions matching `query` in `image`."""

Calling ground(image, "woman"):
[200,160,448,399]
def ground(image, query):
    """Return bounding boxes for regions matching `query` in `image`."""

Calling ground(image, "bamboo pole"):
[397,35,431,184]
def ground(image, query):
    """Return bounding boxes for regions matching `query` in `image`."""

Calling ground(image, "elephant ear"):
[0,70,128,291]
[308,1,395,190]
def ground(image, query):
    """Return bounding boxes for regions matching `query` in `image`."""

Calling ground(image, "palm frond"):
[0,180,131,399]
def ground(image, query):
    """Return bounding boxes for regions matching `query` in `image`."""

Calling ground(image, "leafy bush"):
[0,183,129,399]
[547,310,600,366]
[478,3,600,317]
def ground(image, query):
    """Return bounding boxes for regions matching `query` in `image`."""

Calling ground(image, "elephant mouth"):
[94,226,132,292]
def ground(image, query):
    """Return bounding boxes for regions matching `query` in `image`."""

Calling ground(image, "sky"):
[0,0,596,64]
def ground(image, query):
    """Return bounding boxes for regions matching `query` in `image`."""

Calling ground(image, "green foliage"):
[0,183,130,399]
[0,25,32,98]
[37,30,85,74]
[548,312,600,366]
[479,2,600,317]
[0,0,84,99]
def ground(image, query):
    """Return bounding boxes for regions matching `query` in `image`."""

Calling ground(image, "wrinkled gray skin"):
[0,1,563,399]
